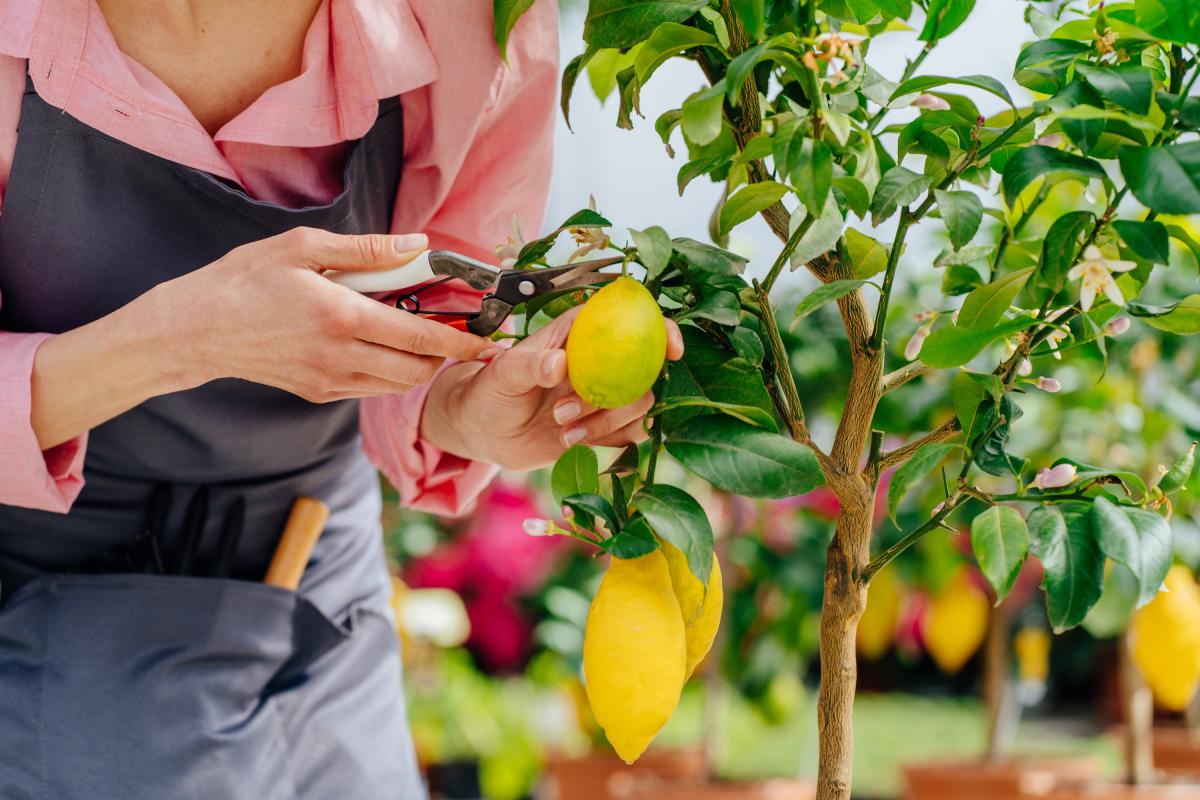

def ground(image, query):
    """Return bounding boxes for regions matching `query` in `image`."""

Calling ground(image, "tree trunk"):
[1119,629,1155,785]
[815,495,872,800]
[984,602,1016,762]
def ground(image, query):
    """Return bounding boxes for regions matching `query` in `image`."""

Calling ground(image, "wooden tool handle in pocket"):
[264,497,330,590]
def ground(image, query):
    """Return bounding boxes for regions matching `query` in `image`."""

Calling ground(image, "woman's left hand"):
[419,307,684,471]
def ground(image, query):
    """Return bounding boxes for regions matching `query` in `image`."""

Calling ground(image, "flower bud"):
[1033,463,1077,491]
[1018,358,1033,377]
[1035,376,1061,393]
[905,326,930,361]
[523,518,550,536]
[1105,316,1131,336]
[912,93,951,111]
[1033,134,1063,148]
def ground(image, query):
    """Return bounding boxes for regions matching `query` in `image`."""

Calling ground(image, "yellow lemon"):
[857,566,902,661]
[1132,565,1200,711]
[583,550,686,764]
[660,540,724,678]
[925,567,990,675]
[566,277,667,409]
[1015,627,1051,684]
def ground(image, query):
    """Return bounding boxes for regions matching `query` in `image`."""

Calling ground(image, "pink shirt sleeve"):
[0,53,89,512]
[361,0,559,516]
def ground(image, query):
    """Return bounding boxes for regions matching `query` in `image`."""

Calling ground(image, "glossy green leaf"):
[891,74,1014,109]
[584,0,710,49]
[1092,497,1172,608]
[870,166,933,226]
[560,50,595,129]
[660,334,774,432]
[564,492,621,535]
[1038,211,1095,292]
[681,81,727,146]
[677,290,742,325]
[1050,458,1148,500]
[651,396,777,430]
[1076,64,1153,115]
[1135,0,1200,44]
[887,443,959,523]
[918,0,975,41]
[1126,295,1200,334]
[834,176,872,219]
[957,268,1033,330]
[665,415,825,499]
[1001,146,1108,209]
[1027,503,1105,632]
[493,0,537,60]
[1119,142,1200,214]
[719,181,788,236]
[793,140,834,218]
[846,228,889,277]
[919,315,1038,368]
[934,189,984,250]
[634,23,716,83]
[631,485,714,583]
[603,515,660,558]
[1113,219,1170,265]
[551,446,600,506]
[970,505,1029,603]
[731,0,766,38]
[792,280,870,321]
[630,226,674,281]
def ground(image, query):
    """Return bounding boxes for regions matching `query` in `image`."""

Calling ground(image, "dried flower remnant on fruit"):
[1033,463,1077,491]
[1068,245,1137,312]
[568,195,610,262]
[495,214,526,269]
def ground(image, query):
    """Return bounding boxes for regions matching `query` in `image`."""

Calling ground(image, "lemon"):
[566,277,667,409]
[660,540,723,678]
[1015,627,1051,684]
[857,566,902,661]
[583,550,686,764]
[924,567,989,675]
[1131,565,1200,711]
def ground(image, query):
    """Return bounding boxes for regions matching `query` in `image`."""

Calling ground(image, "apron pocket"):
[0,573,350,800]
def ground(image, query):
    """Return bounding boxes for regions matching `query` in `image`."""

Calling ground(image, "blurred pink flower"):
[464,595,532,672]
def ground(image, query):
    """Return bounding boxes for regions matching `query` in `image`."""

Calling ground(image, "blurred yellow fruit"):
[1015,627,1051,684]
[1131,565,1200,711]
[660,540,724,678]
[583,550,687,764]
[566,277,667,409]
[925,568,990,675]
[858,566,902,661]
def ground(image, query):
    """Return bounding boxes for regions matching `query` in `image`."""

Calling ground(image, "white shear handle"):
[324,250,436,293]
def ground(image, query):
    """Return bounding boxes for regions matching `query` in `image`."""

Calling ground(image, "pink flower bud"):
[1033,464,1077,491]
[523,518,549,536]
[1105,316,1131,336]
[561,505,574,520]
[1018,358,1033,377]
[1034,134,1064,148]
[912,93,951,111]
[905,326,930,361]
[913,309,936,323]
[1035,376,1062,393]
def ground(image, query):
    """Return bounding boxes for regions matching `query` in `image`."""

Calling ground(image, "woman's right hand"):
[29,228,493,450]
[148,227,494,402]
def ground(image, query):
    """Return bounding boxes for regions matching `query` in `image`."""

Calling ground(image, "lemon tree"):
[497,2,1200,798]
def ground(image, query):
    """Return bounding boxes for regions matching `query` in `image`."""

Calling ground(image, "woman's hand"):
[419,307,685,471]
[31,228,492,449]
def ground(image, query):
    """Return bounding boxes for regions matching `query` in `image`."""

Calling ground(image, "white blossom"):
[568,195,611,262]
[522,518,550,536]
[494,214,526,269]
[1067,245,1137,312]
[1018,358,1033,377]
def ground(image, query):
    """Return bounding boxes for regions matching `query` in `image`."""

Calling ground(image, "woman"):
[0,0,680,796]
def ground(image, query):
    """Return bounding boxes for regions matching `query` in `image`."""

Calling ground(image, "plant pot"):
[1153,727,1200,779]
[610,777,817,800]
[1041,781,1200,800]
[539,747,707,800]
[903,758,1102,800]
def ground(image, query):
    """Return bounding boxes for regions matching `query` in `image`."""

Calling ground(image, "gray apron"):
[0,71,424,798]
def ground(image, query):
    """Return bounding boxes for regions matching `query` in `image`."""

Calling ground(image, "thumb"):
[484,347,567,396]
[281,227,430,272]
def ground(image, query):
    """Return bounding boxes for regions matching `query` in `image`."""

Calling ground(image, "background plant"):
[493,2,1200,798]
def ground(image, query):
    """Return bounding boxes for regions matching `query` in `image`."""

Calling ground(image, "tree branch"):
[881,361,929,394]
[861,494,966,583]
[876,418,962,472]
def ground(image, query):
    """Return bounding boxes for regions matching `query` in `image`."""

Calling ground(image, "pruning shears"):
[326,250,621,335]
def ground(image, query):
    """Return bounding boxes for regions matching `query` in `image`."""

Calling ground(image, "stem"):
[1119,629,1156,786]
[984,602,1018,762]
[763,214,814,292]
[876,418,962,472]
[881,361,929,394]
[869,208,913,352]
[646,417,662,483]
[866,44,934,135]
[861,495,965,583]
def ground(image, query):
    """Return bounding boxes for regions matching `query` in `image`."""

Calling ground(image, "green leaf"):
[1126,295,1200,334]
[1076,63,1153,115]
[1028,504,1105,632]
[493,0,537,60]
[951,370,998,440]
[846,228,889,277]
[1136,0,1200,44]
[918,0,976,41]
[1002,146,1109,209]
[1092,497,1172,608]
[970,505,1029,603]
[651,396,777,430]
[934,243,995,268]
[630,226,674,281]
[551,446,600,507]
[603,515,660,558]
[634,22,716,83]
[672,238,749,275]
[887,443,959,523]
[587,47,638,102]
[1082,561,1140,639]
[1158,442,1197,494]
[920,315,1038,368]
[1119,142,1200,215]
[660,333,774,432]
[792,280,869,321]
[564,493,620,535]
[558,208,612,229]
[870,166,933,226]
[942,264,983,295]
[891,74,1015,109]
[725,43,768,104]
[631,485,714,583]
[614,65,642,130]
[934,189,984,250]
[728,326,764,364]
[793,140,834,218]
[834,176,872,219]
[791,195,845,266]
[584,0,710,49]
[1038,211,1095,292]
[956,268,1033,330]
[560,50,595,129]
[719,181,788,237]
[677,154,732,195]
[1051,458,1148,501]
[682,81,727,146]
[665,415,825,499]
[1113,219,1170,265]
[730,0,766,39]
[677,290,742,325]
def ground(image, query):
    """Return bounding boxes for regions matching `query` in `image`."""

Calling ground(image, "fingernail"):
[554,400,581,424]
[393,233,428,253]
[562,427,586,446]
[543,351,566,380]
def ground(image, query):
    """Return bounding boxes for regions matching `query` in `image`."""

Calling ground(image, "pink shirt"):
[0,0,559,515]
